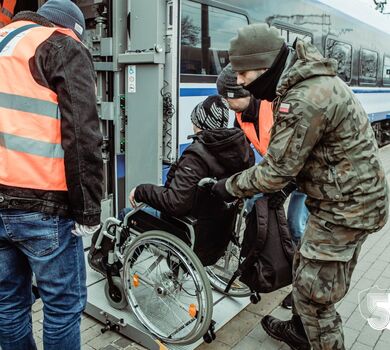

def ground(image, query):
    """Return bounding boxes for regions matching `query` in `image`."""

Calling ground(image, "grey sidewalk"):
[29,145,390,350]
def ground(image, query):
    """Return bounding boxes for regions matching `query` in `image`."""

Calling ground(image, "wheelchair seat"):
[126,209,195,247]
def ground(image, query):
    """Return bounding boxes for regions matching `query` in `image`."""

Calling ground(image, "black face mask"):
[244,43,289,101]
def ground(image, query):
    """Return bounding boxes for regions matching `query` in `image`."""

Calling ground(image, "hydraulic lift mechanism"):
[70,1,249,349]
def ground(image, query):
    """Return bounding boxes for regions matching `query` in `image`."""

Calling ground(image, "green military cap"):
[229,23,285,72]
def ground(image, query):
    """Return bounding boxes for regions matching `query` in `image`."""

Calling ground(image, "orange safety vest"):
[0,21,80,191]
[0,0,16,28]
[236,100,273,156]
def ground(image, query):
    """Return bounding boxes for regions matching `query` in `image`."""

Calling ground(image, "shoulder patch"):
[279,103,290,114]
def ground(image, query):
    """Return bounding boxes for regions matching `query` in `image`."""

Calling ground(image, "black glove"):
[212,178,236,202]
[267,181,297,209]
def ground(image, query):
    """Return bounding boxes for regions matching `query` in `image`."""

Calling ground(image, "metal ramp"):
[84,251,250,350]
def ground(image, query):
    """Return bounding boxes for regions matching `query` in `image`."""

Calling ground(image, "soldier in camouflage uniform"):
[213,23,389,350]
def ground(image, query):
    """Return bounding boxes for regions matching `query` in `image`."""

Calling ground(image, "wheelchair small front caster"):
[203,319,216,343]
[104,276,128,310]
[250,292,261,304]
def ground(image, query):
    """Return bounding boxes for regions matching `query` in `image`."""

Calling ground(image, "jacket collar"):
[12,11,55,28]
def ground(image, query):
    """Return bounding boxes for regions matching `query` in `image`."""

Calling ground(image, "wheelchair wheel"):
[206,241,251,297]
[104,276,128,310]
[122,230,213,345]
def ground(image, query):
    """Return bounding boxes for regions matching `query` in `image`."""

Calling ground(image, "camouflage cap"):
[229,23,285,72]
[217,63,251,99]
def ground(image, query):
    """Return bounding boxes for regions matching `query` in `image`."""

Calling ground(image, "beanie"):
[191,96,229,131]
[217,63,251,99]
[229,23,285,72]
[37,0,85,40]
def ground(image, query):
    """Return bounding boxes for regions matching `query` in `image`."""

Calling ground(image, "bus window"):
[359,48,378,85]
[383,55,390,86]
[180,0,248,76]
[325,39,352,83]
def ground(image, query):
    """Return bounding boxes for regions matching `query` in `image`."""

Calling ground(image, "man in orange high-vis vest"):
[217,63,309,309]
[0,0,16,28]
[217,64,273,158]
[0,1,103,350]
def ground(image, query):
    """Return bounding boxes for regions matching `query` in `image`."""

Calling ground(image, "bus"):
[179,0,390,151]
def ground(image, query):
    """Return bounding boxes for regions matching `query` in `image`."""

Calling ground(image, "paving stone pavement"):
[28,146,390,349]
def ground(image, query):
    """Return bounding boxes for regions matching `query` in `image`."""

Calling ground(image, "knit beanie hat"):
[191,96,229,130]
[217,63,251,99]
[37,0,85,40]
[229,23,285,72]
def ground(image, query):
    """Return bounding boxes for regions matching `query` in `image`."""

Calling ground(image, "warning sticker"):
[128,65,136,93]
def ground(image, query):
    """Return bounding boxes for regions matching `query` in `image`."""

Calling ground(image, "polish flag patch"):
[279,103,290,113]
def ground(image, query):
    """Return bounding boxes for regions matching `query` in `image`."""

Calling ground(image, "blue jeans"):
[0,210,86,350]
[287,191,309,244]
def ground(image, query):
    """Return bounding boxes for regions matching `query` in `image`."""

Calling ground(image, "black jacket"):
[135,128,254,265]
[0,12,103,225]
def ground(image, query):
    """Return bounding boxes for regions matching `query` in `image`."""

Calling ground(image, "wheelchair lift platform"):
[85,252,250,350]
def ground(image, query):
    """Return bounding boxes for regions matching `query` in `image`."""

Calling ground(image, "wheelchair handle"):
[198,177,217,187]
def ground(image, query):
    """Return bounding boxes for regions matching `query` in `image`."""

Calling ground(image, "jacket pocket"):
[270,123,308,163]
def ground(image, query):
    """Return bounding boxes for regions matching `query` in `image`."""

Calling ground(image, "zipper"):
[273,97,281,116]
[330,166,342,193]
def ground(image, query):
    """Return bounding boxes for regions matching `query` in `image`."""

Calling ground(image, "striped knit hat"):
[190,95,229,130]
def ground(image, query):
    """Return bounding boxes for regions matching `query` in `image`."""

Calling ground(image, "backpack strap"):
[0,24,40,53]
[275,206,296,265]
[224,269,242,294]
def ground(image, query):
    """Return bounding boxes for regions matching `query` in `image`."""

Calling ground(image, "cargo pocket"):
[295,243,357,305]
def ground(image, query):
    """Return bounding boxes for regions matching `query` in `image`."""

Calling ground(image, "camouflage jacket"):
[226,40,388,236]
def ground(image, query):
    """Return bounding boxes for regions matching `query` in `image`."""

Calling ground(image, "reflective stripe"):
[0,7,12,18]
[0,131,64,158]
[1,0,17,13]
[0,24,40,53]
[0,92,60,119]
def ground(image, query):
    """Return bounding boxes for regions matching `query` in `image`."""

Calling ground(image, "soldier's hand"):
[212,178,236,202]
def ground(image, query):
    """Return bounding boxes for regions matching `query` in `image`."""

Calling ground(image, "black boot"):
[87,228,111,276]
[261,315,311,350]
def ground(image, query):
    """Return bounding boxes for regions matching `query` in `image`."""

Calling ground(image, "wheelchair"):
[88,179,251,345]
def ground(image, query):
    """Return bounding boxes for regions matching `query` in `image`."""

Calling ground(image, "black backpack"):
[225,196,295,294]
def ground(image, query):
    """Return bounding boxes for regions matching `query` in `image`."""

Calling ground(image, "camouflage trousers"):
[292,218,369,350]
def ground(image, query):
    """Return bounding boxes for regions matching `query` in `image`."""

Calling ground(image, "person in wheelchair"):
[126,95,255,266]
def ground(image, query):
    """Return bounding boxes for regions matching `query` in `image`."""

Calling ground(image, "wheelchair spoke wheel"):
[206,241,251,297]
[122,230,213,345]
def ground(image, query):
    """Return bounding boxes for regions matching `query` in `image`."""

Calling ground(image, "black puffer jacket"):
[0,12,103,225]
[135,128,254,265]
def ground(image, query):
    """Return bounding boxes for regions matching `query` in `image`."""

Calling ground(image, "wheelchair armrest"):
[175,215,197,226]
